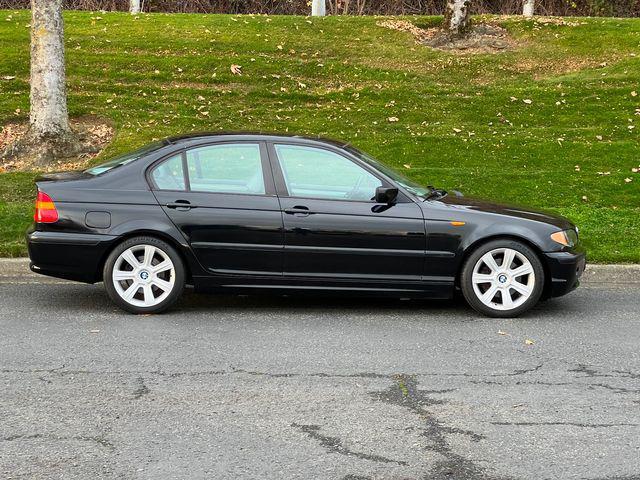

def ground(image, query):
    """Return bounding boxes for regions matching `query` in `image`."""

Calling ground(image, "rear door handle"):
[284,206,313,217]
[166,200,194,211]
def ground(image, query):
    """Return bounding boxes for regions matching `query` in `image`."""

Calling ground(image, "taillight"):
[34,190,59,223]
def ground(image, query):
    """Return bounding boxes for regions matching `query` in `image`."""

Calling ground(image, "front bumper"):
[26,227,118,283]
[543,249,586,298]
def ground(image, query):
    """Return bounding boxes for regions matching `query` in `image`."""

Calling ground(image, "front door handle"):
[166,200,194,211]
[284,205,313,217]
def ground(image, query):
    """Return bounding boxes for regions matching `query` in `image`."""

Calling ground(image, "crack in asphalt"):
[291,423,408,466]
[132,376,149,399]
[370,374,503,480]
[491,421,639,428]
[1,433,114,449]
[0,366,562,380]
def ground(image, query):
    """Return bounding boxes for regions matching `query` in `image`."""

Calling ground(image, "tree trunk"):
[523,0,535,17]
[130,0,140,14]
[29,0,70,141]
[311,0,326,16]
[444,0,471,36]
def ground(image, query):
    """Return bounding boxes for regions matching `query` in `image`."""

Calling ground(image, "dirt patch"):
[0,116,114,173]
[377,20,517,54]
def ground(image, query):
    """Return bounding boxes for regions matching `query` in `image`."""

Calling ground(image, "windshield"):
[84,141,165,175]
[347,146,432,198]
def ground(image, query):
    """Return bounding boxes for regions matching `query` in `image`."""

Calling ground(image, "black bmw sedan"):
[26,133,585,317]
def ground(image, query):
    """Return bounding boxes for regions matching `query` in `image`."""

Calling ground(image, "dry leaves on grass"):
[0,117,114,173]
[377,20,516,54]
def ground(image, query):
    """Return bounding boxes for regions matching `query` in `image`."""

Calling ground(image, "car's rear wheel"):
[103,236,185,314]
[461,239,544,318]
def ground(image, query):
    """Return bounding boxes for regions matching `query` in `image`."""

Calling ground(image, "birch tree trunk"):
[523,0,535,17]
[311,0,326,16]
[29,0,71,141]
[444,0,471,36]
[130,0,141,14]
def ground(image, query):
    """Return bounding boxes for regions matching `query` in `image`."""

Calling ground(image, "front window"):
[347,147,431,198]
[275,144,382,201]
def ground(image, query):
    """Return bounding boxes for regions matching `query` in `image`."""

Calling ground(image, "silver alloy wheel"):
[112,244,176,308]
[471,247,535,311]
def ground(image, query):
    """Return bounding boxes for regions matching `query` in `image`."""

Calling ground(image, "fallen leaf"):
[453,127,462,133]
[523,99,533,104]
[497,330,509,336]
[402,164,411,169]
[388,116,399,122]
[230,64,242,75]
[632,91,638,97]
[2,75,16,80]
[625,177,633,183]
[524,339,535,345]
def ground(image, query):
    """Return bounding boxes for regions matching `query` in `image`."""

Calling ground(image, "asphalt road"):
[1,266,639,480]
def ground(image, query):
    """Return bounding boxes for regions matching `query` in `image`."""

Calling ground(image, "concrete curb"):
[1,258,638,284]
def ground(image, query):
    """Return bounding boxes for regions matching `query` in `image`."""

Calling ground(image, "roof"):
[164,131,349,148]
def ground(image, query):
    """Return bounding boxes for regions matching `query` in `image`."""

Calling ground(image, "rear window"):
[84,141,165,175]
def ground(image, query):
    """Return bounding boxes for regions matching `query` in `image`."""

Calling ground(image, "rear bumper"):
[26,227,117,283]
[543,250,586,298]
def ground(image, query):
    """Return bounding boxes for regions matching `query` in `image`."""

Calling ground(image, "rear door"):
[268,142,426,283]
[150,142,284,276]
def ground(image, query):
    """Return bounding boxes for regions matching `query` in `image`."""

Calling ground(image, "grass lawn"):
[1,11,639,261]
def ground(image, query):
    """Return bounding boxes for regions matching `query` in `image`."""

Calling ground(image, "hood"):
[438,195,574,230]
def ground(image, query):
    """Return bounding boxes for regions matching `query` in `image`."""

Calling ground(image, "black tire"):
[460,239,545,318]
[103,236,185,314]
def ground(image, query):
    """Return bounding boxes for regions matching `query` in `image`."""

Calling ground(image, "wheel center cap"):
[139,270,150,281]
[498,274,508,284]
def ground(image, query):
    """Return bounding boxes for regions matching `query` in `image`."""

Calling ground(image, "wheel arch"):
[456,234,552,298]
[96,230,195,284]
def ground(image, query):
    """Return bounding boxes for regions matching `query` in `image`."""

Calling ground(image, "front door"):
[269,143,426,283]
[150,142,283,276]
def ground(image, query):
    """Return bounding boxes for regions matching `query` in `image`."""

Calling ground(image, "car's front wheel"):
[103,236,185,314]
[461,239,544,318]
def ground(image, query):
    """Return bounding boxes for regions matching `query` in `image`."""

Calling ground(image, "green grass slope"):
[1,11,639,261]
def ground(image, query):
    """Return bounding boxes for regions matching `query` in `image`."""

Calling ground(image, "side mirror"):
[375,186,398,204]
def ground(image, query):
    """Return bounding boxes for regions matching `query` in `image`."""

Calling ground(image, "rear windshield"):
[84,141,165,175]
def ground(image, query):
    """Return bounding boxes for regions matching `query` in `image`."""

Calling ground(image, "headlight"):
[550,229,578,248]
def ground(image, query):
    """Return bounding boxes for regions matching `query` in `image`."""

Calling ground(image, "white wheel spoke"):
[121,249,140,269]
[122,282,140,301]
[152,277,173,292]
[502,288,515,309]
[142,285,154,305]
[510,264,533,278]
[481,284,499,304]
[143,245,156,267]
[152,259,172,274]
[502,249,516,270]
[113,270,136,282]
[472,273,494,284]
[481,252,500,273]
[511,281,532,297]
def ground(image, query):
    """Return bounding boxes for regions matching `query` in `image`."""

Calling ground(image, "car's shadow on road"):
[28,281,582,320]
[171,287,579,320]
